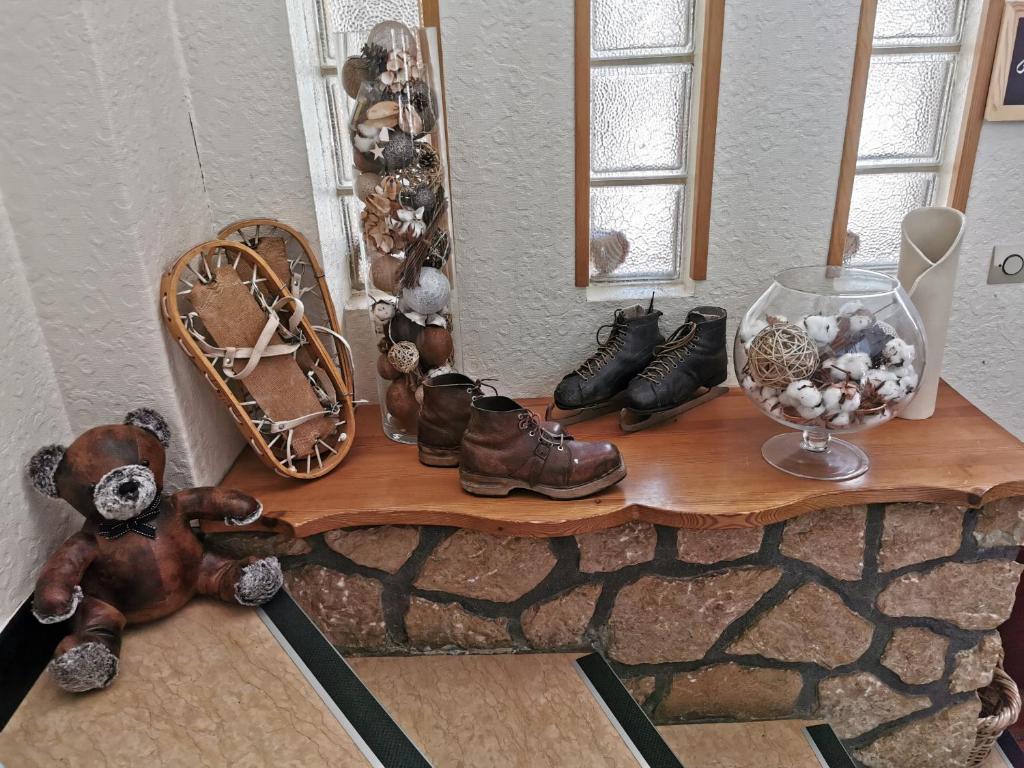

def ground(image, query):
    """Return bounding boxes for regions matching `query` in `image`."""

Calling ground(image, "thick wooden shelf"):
[215,381,1024,537]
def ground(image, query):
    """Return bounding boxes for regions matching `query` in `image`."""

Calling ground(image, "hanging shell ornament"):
[387,341,420,373]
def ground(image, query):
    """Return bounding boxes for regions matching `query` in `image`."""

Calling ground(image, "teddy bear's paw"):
[234,556,283,606]
[33,585,84,625]
[49,642,118,693]
[225,501,263,527]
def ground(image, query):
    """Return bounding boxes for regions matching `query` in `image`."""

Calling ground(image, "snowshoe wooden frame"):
[160,240,356,480]
[216,218,354,386]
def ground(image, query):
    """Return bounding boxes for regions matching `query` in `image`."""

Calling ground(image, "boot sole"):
[418,444,461,467]
[459,463,627,500]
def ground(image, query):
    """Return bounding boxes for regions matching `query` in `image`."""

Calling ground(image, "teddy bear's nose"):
[118,480,139,497]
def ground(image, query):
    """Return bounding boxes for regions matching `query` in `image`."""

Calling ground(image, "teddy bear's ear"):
[28,445,67,498]
[124,408,171,448]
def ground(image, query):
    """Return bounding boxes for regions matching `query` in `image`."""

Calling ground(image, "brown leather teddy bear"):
[28,408,283,692]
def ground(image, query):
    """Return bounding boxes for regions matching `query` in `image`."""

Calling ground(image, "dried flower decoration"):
[380,50,423,93]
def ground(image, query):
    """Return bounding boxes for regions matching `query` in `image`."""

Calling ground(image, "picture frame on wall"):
[986,0,1024,120]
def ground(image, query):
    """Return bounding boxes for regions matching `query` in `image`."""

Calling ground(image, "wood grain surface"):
[213,382,1024,538]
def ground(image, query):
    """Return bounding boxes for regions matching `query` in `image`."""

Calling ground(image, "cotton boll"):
[876,378,905,402]
[826,411,851,428]
[741,374,759,393]
[835,352,871,381]
[739,317,768,346]
[797,403,826,420]
[862,407,891,427]
[866,368,896,388]
[821,385,844,414]
[762,396,783,416]
[838,300,864,316]
[895,368,918,395]
[821,358,846,382]
[804,315,839,346]
[883,338,915,369]
[785,380,822,409]
[759,385,780,401]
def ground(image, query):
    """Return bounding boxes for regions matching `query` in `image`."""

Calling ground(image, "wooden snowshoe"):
[160,240,356,479]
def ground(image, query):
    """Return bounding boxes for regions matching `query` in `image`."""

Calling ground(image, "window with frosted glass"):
[311,0,423,289]
[588,0,696,282]
[844,0,970,268]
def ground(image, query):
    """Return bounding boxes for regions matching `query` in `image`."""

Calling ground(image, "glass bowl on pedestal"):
[734,266,926,481]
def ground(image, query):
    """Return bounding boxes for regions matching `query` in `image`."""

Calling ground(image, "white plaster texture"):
[0,192,78,628]
[945,121,1024,438]
[0,0,241,491]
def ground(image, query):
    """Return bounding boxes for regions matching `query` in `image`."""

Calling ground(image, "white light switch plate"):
[989,246,1024,284]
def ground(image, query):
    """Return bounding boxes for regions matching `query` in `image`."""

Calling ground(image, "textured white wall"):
[0,0,240,492]
[0,193,78,628]
[946,121,1024,437]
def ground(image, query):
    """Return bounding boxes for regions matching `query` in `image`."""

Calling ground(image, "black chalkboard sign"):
[1006,18,1024,106]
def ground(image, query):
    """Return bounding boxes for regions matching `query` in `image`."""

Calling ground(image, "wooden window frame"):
[574,0,726,287]
[827,0,1004,267]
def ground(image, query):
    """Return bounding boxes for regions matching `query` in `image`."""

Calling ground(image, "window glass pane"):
[591,63,691,178]
[845,172,935,267]
[873,0,966,47]
[326,0,420,35]
[591,0,694,59]
[858,53,955,166]
[590,184,683,281]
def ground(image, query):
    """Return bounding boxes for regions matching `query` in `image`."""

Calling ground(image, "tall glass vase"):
[340,21,461,444]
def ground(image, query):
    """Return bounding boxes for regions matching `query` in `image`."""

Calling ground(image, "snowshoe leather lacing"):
[636,323,698,382]
[574,311,629,379]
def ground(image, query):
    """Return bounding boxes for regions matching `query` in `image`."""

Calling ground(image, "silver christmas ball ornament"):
[402,267,450,315]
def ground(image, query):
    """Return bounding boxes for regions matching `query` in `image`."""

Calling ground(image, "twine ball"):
[402,267,450,315]
[387,341,420,373]
[416,326,453,368]
[747,322,820,388]
[385,379,419,431]
[377,353,401,381]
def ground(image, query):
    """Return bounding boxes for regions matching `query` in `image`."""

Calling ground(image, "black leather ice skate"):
[547,300,664,426]
[620,306,729,432]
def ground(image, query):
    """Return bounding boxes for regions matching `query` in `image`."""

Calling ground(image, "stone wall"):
[207,498,1024,768]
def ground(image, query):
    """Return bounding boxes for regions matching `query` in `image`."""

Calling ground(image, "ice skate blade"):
[544,394,627,427]
[459,463,627,500]
[619,386,728,433]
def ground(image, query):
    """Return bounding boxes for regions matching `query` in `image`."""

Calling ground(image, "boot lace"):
[574,311,628,380]
[636,323,697,382]
[517,411,566,451]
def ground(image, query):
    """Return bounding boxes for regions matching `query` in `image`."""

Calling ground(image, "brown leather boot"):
[460,396,626,499]
[418,373,483,467]
[419,374,567,467]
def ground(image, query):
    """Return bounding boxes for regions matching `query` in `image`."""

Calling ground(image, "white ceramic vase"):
[896,206,966,420]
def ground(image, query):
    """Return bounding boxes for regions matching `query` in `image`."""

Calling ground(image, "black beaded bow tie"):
[98,493,163,540]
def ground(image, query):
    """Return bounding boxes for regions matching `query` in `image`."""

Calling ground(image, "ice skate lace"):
[574,311,628,380]
[517,411,567,451]
[636,323,697,382]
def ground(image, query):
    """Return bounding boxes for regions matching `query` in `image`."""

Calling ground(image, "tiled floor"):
[0,600,369,768]
[350,654,637,768]
[1,601,1013,767]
